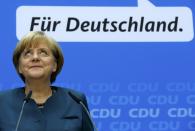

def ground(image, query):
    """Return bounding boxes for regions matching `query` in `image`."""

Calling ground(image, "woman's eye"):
[24,51,32,56]
[40,50,48,56]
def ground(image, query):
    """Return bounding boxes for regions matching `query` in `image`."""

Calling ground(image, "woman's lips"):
[30,66,42,68]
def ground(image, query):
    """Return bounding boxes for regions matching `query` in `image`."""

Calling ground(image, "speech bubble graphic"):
[16,0,194,42]
[138,0,155,8]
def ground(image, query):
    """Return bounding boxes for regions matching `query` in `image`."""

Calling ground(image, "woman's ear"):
[53,62,57,72]
[18,64,22,74]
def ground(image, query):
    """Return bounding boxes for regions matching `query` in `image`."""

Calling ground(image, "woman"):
[0,31,93,131]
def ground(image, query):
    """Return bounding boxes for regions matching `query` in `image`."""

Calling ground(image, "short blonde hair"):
[13,31,64,83]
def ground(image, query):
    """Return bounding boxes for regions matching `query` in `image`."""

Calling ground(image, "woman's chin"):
[27,73,45,79]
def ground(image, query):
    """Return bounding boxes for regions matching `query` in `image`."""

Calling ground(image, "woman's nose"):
[31,52,40,61]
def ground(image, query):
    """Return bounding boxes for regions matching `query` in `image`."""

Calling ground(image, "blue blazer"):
[0,86,93,131]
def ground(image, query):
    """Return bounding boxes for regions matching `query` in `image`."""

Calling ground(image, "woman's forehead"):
[24,39,51,50]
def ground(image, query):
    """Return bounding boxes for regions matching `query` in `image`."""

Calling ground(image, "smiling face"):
[18,41,57,82]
